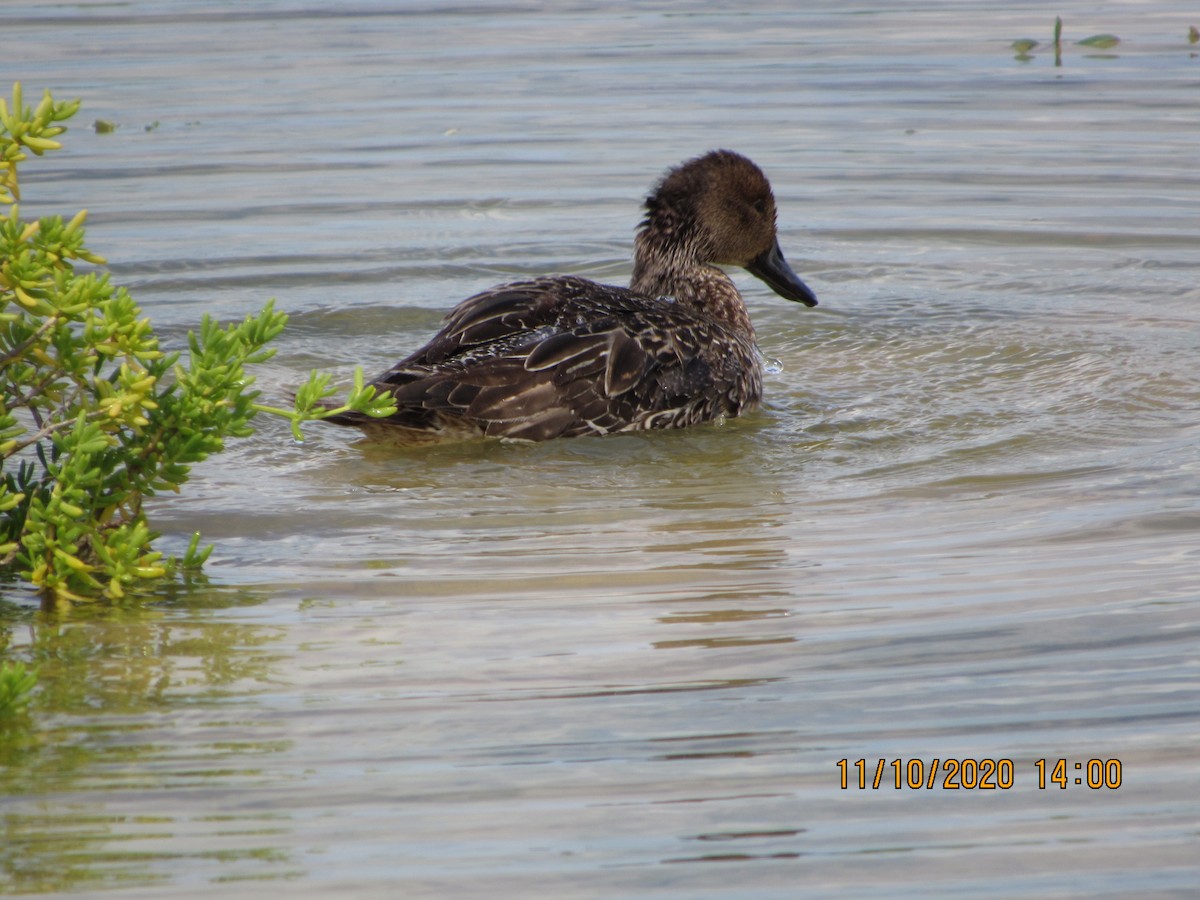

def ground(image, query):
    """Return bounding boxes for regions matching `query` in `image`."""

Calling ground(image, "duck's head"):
[638,150,818,308]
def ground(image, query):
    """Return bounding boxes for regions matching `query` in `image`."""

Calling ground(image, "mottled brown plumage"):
[325,150,818,442]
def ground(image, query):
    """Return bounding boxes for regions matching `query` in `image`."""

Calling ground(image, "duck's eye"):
[752,198,768,216]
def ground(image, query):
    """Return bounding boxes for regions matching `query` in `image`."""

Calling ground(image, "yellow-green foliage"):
[1,84,281,601]
[1,83,391,604]
[0,660,37,717]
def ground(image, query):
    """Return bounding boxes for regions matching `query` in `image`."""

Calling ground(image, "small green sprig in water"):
[0,660,37,717]
[255,367,397,442]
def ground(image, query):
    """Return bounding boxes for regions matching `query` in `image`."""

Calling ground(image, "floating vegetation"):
[1011,38,1038,61]
[92,119,161,134]
[1010,17,1126,65]
[1076,34,1121,49]
[1189,25,1198,45]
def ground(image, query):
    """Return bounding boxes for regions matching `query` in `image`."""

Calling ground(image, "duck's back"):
[328,275,763,442]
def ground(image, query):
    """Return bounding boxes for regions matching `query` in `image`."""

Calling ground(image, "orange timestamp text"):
[836,758,1123,790]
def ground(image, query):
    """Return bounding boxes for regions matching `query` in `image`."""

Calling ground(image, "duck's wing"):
[334,276,758,441]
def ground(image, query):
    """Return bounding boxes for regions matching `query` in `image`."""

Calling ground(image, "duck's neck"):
[631,230,756,339]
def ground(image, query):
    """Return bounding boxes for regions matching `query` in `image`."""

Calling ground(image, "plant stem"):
[0,314,60,368]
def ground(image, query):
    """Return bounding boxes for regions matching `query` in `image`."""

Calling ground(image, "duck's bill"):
[747,239,818,307]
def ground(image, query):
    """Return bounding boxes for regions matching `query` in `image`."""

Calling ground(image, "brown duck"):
[325,150,818,442]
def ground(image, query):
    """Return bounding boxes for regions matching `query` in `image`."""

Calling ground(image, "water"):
[3,1,1199,896]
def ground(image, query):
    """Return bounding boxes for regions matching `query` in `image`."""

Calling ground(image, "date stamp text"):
[836,758,1123,790]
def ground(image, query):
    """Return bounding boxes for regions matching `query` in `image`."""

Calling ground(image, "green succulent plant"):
[1,83,393,604]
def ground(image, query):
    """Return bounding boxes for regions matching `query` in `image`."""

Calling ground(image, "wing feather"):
[525,332,609,371]
[604,329,651,397]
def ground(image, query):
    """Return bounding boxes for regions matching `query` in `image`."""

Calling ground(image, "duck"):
[323,149,818,442]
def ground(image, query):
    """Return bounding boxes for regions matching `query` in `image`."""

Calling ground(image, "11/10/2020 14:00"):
[836,758,1123,790]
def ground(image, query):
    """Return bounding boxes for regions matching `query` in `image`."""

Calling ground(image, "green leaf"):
[1076,34,1120,49]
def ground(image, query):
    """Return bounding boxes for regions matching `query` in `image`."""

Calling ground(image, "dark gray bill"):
[746,239,818,307]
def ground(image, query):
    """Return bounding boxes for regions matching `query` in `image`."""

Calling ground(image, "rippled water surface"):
[3,1,1199,896]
